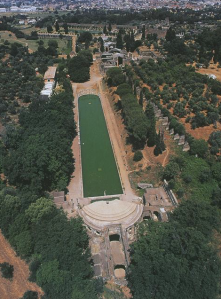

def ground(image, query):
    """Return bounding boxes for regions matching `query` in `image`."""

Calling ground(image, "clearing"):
[0,31,72,54]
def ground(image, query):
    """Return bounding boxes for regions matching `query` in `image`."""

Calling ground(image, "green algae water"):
[78,95,123,197]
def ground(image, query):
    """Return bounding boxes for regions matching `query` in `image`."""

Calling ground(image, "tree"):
[78,32,92,43]
[108,23,112,32]
[139,90,143,106]
[154,131,165,156]
[190,139,208,158]
[68,50,92,82]
[21,291,38,299]
[163,161,180,180]
[99,37,104,52]
[165,27,176,42]
[63,23,68,34]
[103,25,107,34]
[48,40,58,49]
[133,151,143,162]
[208,131,221,155]
[145,102,157,147]
[170,199,220,238]
[47,25,53,33]
[142,25,145,39]
[55,21,59,32]
[128,198,221,299]
[14,230,33,257]
[0,262,14,279]
[25,197,56,224]
[106,67,125,86]
[36,260,71,298]
[116,32,123,49]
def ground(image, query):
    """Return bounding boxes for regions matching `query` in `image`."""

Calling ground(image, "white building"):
[10,6,19,12]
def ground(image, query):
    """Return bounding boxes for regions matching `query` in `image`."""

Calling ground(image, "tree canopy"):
[128,200,221,299]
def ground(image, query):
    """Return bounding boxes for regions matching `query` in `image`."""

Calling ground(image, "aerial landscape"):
[0,0,221,298]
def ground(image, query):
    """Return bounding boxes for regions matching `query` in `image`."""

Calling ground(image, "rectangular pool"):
[78,94,123,197]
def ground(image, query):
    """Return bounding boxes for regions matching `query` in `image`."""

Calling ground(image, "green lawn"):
[78,95,122,197]
[0,32,72,54]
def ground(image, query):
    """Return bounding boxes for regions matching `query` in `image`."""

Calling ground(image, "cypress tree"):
[55,21,59,32]
[139,90,143,107]
[116,32,123,49]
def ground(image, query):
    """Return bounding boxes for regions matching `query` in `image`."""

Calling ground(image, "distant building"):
[10,6,19,12]
[10,5,37,12]
[0,8,7,12]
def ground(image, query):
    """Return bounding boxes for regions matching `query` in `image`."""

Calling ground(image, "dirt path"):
[0,231,43,299]
[162,148,169,167]
[67,61,136,202]
[72,35,77,54]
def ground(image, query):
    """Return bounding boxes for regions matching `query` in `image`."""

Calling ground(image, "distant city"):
[0,0,221,13]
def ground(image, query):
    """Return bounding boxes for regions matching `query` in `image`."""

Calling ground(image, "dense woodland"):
[128,199,221,299]
[0,44,99,298]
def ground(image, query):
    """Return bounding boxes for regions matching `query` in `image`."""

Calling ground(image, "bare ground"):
[0,231,43,299]
[197,63,221,82]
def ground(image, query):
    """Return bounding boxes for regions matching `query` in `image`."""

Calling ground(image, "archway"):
[118,56,123,66]
[109,234,120,242]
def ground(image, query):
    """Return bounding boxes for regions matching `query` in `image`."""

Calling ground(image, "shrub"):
[0,262,14,279]
[21,291,38,299]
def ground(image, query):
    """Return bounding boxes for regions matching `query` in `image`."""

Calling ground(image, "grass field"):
[0,31,72,53]
[78,95,122,197]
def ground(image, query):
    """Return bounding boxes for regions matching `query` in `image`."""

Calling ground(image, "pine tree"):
[108,23,112,32]
[103,25,107,34]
